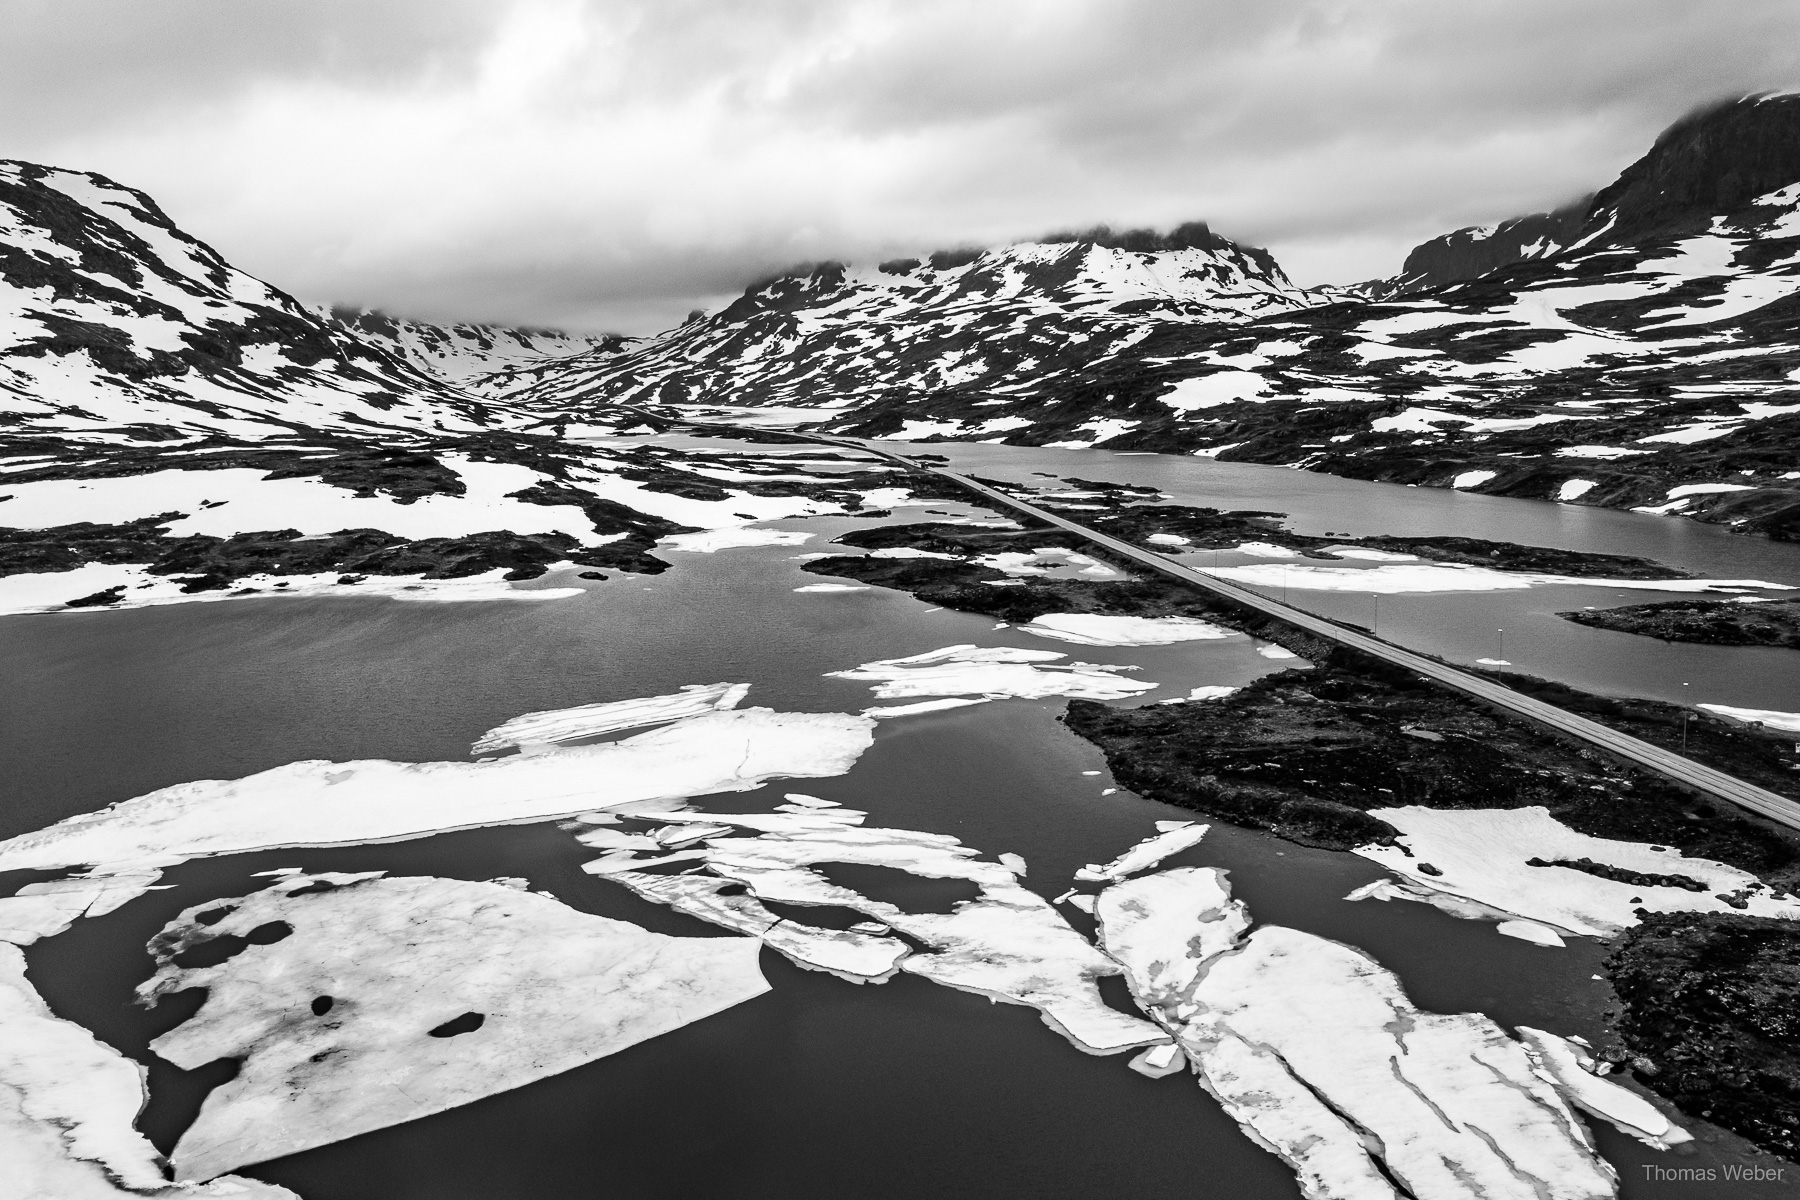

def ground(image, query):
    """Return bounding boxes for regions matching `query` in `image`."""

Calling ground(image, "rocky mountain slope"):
[326,305,623,386]
[0,161,942,615]
[486,223,1318,421]
[501,94,1800,538]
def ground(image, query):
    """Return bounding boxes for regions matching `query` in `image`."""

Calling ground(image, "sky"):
[5,0,1800,335]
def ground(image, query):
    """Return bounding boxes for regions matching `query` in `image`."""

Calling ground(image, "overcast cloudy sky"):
[6,0,1799,333]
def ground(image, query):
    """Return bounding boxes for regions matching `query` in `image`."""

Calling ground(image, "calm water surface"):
[1,450,1784,1199]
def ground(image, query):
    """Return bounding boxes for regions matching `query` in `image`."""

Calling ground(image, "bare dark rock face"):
[1607,911,1800,1159]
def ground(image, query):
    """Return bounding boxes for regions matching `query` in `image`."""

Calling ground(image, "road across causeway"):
[806,433,1800,833]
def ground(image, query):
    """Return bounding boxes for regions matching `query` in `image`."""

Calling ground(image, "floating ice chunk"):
[0,709,875,874]
[1256,644,1299,660]
[470,682,751,754]
[828,644,1154,702]
[1146,533,1190,546]
[658,528,812,553]
[1517,1027,1691,1149]
[863,697,990,719]
[1232,541,1303,558]
[1355,806,1800,936]
[1127,1042,1186,1078]
[573,828,663,851]
[1065,893,1097,913]
[1074,823,1208,882]
[1018,613,1233,647]
[998,852,1027,875]
[1095,869,1621,1200]
[142,873,770,1180]
[0,866,165,945]
[1,945,301,1199]
[1698,703,1800,733]
[794,583,870,593]
[605,823,1163,1055]
[603,870,909,983]
[782,793,840,808]
[1497,920,1568,947]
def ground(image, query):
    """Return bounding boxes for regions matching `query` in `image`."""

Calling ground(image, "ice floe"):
[1516,1027,1691,1150]
[0,865,165,945]
[142,872,770,1180]
[1,944,299,1198]
[1074,822,1208,882]
[1204,562,1792,595]
[1697,703,1800,733]
[793,582,870,593]
[582,815,1163,1055]
[470,682,751,754]
[1095,868,1627,1200]
[1256,644,1299,660]
[1017,613,1233,647]
[658,528,813,553]
[863,697,990,719]
[1354,806,1800,936]
[0,708,875,873]
[826,644,1155,702]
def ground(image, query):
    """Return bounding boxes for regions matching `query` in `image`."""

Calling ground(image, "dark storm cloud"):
[5,0,1799,333]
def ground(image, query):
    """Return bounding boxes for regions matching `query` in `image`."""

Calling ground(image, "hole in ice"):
[811,864,981,915]
[1096,973,1148,1022]
[311,995,334,1016]
[170,920,294,969]
[428,1011,487,1038]
[194,906,234,926]
[714,882,749,896]
[284,879,340,897]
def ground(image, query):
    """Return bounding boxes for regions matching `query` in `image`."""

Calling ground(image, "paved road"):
[803,434,1800,832]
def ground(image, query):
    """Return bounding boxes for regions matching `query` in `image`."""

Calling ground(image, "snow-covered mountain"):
[0,160,506,444]
[489,223,1317,422]
[491,94,1800,536]
[325,306,625,386]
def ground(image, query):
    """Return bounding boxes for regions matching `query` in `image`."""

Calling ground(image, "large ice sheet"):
[142,873,770,1181]
[587,819,1163,1054]
[470,682,751,754]
[658,528,813,553]
[1094,870,1623,1200]
[0,709,875,873]
[0,866,164,945]
[1074,822,1208,882]
[1018,613,1233,646]
[827,644,1155,701]
[1,944,299,1199]
[1354,806,1800,936]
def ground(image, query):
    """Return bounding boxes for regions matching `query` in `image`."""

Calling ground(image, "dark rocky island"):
[1562,596,1800,650]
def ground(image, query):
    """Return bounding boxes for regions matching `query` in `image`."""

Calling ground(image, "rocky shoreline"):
[1608,912,1800,1159]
